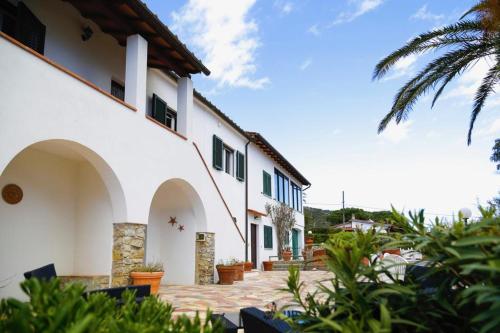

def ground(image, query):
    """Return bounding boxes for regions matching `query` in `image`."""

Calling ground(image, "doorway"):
[251,224,257,268]
[292,229,299,259]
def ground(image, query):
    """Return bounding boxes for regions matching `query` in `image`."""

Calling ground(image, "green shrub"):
[283,207,500,332]
[0,278,223,333]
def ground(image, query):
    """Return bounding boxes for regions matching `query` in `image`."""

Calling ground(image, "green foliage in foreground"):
[0,279,223,333]
[283,208,500,332]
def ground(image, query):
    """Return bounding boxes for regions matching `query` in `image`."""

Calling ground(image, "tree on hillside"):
[326,207,392,225]
[491,138,500,170]
[374,0,500,145]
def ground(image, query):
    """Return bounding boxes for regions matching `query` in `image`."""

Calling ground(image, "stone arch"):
[146,178,210,285]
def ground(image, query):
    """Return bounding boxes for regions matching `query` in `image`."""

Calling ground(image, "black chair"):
[24,263,150,304]
[240,307,292,333]
[210,314,239,333]
[23,263,57,280]
[86,284,151,305]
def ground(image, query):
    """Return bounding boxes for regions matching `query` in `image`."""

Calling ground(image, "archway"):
[0,140,126,298]
[146,178,208,285]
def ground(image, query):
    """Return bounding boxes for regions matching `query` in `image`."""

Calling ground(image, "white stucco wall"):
[0,32,246,293]
[146,179,207,285]
[15,0,126,93]
[247,144,306,268]
[0,148,113,299]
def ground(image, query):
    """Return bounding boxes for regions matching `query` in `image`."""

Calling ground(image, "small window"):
[152,94,177,131]
[111,80,125,101]
[264,225,273,249]
[223,145,234,175]
[262,171,272,196]
[274,169,290,205]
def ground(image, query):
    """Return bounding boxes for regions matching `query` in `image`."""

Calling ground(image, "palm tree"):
[373,0,499,144]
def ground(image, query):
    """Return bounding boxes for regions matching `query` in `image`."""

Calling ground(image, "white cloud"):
[443,57,499,105]
[332,0,384,25]
[308,24,320,36]
[299,58,312,71]
[274,1,293,15]
[382,54,419,81]
[172,0,269,90]
[476,118,500,138]
[379,120,413,143]
[411,5,444,22]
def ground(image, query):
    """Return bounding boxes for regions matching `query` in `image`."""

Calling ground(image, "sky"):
[144,0,499,220]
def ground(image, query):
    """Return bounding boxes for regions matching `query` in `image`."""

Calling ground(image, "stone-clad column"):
[112,223,146,286]
[195,232,215,285]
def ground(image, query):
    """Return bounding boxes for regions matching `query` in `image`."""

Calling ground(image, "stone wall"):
[112,223,146,286]
[195,232,214,285]
[59,275,110,290]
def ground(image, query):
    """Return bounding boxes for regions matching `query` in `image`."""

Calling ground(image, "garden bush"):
[283,207,500,332]
[0,278,223,333]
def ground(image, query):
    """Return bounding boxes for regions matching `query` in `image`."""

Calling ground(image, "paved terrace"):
[158,270,333,317]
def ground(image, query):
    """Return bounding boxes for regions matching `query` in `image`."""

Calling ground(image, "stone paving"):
[158,270,333,318]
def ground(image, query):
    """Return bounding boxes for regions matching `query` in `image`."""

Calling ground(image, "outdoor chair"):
[24,263,150,304]
[85,284,151,306]
[240,307,292,333]
[23,263,57,280]
[381,254,407,281]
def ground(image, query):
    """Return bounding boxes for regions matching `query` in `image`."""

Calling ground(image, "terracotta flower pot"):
[305,236,314,249]
[232,263,244,281]
[244,262,253,272]
[216,265,235,285]
[361,257,370,266]
[262,261,273,271]
[382,248,401,256]
[282,250,292,261]
[130,271,164,295]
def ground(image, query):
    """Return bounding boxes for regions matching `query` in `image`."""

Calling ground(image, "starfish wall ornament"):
[168,217,177,226]
[178,224,185,232]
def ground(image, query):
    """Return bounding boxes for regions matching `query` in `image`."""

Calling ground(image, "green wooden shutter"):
[236,151,245,181]
[212,135,223,170]
[263,171,271,196]
[264,226,273,249]
[152,94,167,124]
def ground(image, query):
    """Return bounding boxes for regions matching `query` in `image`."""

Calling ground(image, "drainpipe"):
[244,140,250,262]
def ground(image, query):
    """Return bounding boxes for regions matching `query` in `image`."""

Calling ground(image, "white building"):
[335,216,388,232]
[0,0,310,298]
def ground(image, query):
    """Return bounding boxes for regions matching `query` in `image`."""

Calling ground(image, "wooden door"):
[251,224,257,269]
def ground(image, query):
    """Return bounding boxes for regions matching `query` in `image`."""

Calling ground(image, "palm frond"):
[378,43,493,132]
[468,56,500,144]
[373,21,484,80]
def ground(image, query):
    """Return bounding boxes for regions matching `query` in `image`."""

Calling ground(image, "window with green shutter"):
[236,151,245,181]
[264,225,273,249]
[262,171,272,196]
[213,135,223,170]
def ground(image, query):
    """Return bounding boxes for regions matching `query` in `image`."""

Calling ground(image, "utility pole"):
[342,190,345,224]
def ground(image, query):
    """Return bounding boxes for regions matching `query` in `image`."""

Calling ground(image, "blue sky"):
[144,0,499,219]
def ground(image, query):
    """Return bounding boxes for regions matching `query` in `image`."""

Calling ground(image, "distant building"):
[335,215,389,232]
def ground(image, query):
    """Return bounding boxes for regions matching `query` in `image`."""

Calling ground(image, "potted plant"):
[265,202,296,262]
[282,246,292,261]
[262,260,273,271]
[244,261,253,272]
[216,260,236,285]
[130,262,164,295]
[305,231,314,249]
[229,258,244,281]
